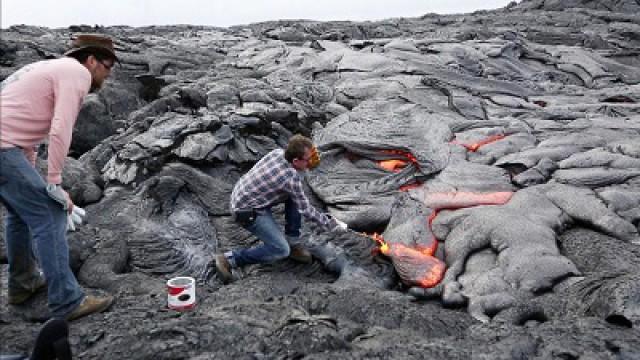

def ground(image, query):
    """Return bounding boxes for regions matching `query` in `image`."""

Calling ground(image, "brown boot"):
[66,295,113,321]
[289,245,312,264]
[8,276,47,305]
[215,254,234,284]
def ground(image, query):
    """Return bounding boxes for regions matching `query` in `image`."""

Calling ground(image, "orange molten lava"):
[378,159,409,172]
[368,233,444,288]
[380,150,420,167]
[451,134,506,152]
[370,232,390,255]
[376,150,423,190]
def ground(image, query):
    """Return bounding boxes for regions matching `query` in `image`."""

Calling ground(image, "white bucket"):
[167,276,196,311]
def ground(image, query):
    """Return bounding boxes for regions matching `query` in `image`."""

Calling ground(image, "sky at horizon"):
[2,0,515,29]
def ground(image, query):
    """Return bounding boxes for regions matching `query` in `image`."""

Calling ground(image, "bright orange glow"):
[380,149,420,167]
[389,242,423,258]
[387,242,445,288]
[367,232,444,288]
[415,242,437,257]
[377,149,422,191]
[369,232,389,254]
[451,134,506,152]
[415,264,445,288]
[378,159,409,172]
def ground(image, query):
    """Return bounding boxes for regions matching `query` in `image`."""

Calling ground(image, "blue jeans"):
[232,197,302,267]
[0,148,83,317]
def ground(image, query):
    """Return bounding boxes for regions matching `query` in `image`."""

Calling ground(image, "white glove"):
[46,184,70,210]
[333,218,348,232]
[67,206,86,232]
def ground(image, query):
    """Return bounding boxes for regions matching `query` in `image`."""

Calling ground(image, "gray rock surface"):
[2,1,640,358]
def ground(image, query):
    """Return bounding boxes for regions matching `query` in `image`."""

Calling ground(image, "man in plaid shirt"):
[215,135,348,283]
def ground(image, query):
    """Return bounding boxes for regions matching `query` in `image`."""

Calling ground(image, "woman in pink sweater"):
[0,34,116,321]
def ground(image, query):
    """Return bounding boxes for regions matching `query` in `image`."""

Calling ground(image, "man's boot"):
[65,295,113,321]
[289,244,312,264]
[8,275,47,305]
[215,254,234,284]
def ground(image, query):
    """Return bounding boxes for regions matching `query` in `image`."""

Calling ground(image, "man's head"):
[64,34,118,92]
[285,134,314,171]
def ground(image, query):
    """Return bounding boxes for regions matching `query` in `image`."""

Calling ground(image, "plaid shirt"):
[230,149,337,231]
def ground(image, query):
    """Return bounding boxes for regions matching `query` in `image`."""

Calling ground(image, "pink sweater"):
[0,57,91,184]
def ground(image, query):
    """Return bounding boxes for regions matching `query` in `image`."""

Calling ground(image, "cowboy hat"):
[64,33,118,62]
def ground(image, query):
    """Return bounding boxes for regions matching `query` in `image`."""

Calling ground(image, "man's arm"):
[287,173,338,231]
[47,65,90,184]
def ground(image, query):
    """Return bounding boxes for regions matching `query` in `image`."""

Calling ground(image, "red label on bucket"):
[168,286,185,296]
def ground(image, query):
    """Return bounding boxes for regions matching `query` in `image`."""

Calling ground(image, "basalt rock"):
[2,3,640,359]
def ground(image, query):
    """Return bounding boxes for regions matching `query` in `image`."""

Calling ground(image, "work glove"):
[67,206,86,232]
[332,218,349,232]
[46,184,70,211]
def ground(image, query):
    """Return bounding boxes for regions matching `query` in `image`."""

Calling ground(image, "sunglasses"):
[98,59,115,70]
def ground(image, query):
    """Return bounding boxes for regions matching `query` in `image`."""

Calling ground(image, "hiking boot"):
[66,295,113,321]
[215,254,234,284]
[8,276,47,305]
[289,245,312,264]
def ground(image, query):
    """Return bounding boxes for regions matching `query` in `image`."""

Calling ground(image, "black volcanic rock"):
[516,0,640,12]
[2,3,640,359]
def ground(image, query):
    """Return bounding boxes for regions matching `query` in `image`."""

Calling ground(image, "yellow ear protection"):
[308,146,321,169]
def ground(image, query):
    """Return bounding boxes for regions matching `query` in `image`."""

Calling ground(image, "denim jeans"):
[232,197,302,267]
[0,148,83,317]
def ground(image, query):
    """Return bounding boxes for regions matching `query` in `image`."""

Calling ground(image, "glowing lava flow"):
[378,149,420,171]
[369,233,444,288]
[368,144,511,289]
[451,134,506,152]
[377,150,423,191]
[378,159,409,172]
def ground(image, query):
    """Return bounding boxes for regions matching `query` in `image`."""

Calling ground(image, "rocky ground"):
[2,0,640,358]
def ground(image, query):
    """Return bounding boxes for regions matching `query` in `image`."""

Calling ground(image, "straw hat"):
[64,33,118,62]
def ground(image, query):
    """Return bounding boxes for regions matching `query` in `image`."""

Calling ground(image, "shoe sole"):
[289,255,312,264]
